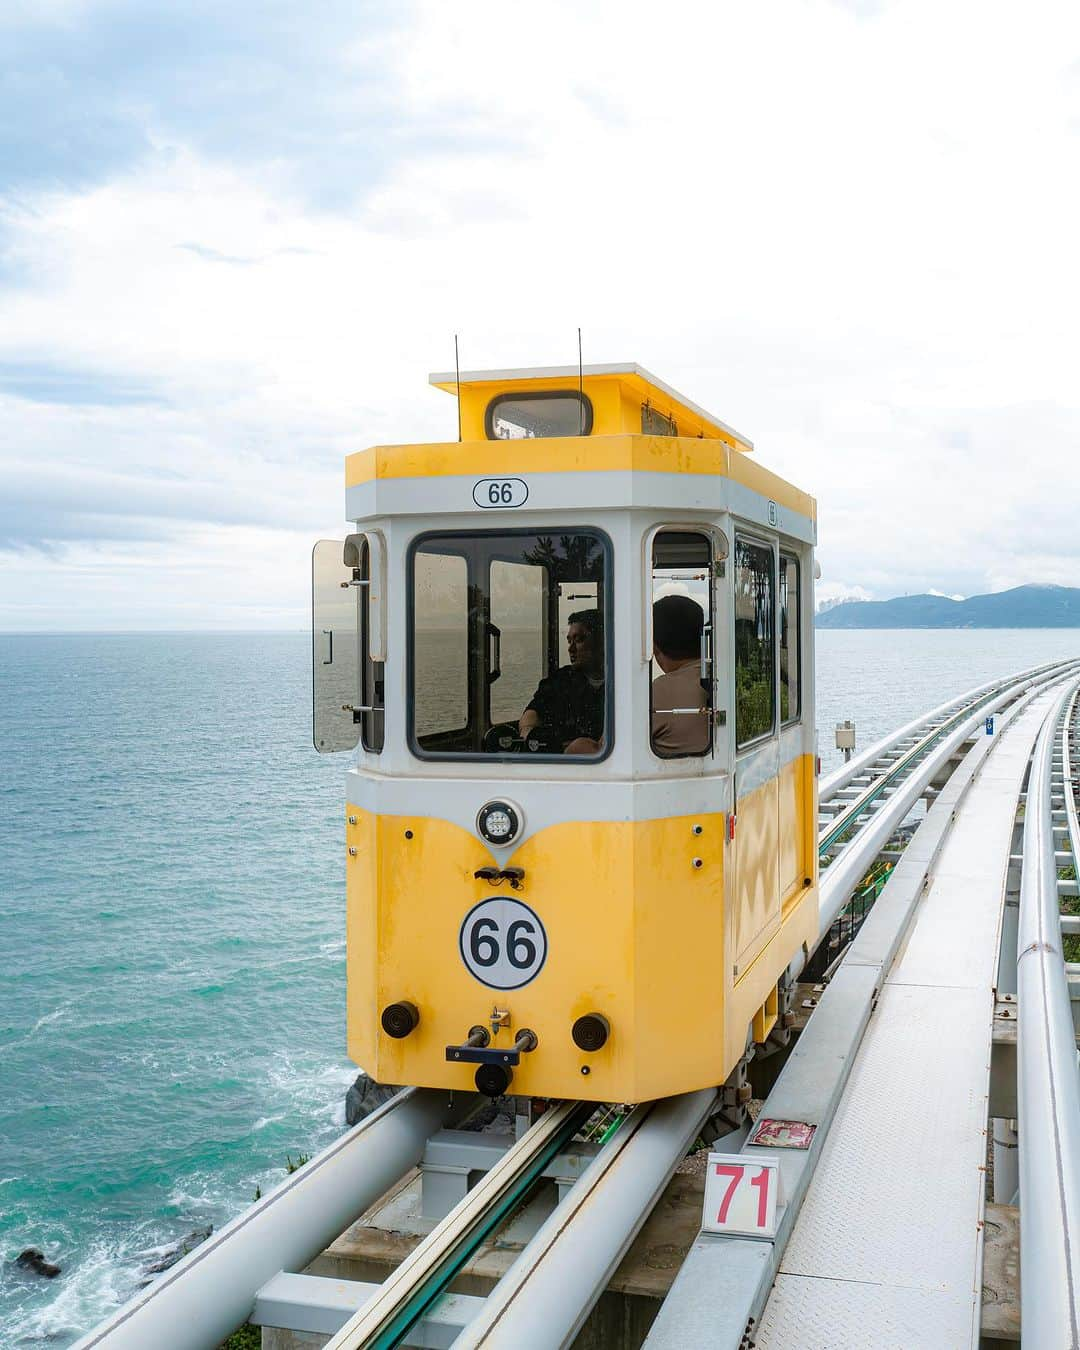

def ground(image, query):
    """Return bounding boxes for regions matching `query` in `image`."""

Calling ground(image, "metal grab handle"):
[700,622,713,680]
[341,705,385,720]
[487,621,502,684]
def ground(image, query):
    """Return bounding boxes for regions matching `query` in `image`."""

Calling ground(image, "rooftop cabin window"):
[642,403,678,437]
[485,392,592,440]
[410,529,611,760]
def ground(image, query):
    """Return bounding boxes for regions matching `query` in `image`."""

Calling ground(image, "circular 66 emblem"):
[459,897,547,990]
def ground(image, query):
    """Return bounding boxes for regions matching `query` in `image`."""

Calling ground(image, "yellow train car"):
[313,363,818,1104]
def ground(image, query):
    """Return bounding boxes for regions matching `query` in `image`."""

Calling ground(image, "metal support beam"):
[419,1130,599,1222]
[990,995,1018,1119]
[251,1272,482,1347]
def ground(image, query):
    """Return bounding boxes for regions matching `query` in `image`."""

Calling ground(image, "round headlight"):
[476,799,522,846]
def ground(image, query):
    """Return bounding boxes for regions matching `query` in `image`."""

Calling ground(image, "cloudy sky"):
[1,0,1078,630]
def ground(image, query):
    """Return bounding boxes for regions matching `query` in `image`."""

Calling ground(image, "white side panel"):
[346,472,816,545]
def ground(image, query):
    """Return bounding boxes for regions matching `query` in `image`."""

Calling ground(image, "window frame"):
[406,526,615,764]
[647,527,715,761]
[484,390,594,440]
[733,531,778,753]
[356,535,386,753]
[779,550,801,727]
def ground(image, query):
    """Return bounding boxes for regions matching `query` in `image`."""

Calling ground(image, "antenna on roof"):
[577,326,584,435]
[454,334,462,442]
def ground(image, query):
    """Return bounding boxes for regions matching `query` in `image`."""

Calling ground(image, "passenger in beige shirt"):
[651,595,709,755]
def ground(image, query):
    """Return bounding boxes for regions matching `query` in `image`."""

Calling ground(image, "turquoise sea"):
[2,628,1080,1345]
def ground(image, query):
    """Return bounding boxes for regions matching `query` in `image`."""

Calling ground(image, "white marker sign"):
[702,1152,782,1238]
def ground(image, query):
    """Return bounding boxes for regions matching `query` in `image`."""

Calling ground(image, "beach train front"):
[314,362,819,1102]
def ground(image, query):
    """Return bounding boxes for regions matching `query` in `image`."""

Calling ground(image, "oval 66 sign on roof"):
[473,478,529,509]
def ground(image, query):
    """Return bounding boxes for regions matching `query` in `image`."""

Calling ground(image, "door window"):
[735,537,775,748]
[779,553,800,724]
[650,531,712,757]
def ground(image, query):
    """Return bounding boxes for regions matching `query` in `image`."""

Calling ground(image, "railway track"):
[813,659,1080,955]
[74,658,1080,1350]
[819,659,1073,855]
[329,661,1080,1350]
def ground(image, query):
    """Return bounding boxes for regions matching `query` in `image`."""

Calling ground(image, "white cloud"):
[3,0,1080,627]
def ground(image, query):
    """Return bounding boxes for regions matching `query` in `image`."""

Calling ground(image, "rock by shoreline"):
[14,1248,61,1279]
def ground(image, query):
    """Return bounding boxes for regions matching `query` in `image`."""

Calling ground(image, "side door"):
[312,533,386,754]
[731,533,781,978]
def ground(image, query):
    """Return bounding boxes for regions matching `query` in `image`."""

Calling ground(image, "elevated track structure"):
[73,658,1080,1350]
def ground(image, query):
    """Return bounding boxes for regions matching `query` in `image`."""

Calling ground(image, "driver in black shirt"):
[518,609,604,754]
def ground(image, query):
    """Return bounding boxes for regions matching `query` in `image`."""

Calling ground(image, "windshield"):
[410,530,610,759]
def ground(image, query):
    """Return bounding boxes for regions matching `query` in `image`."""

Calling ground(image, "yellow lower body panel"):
[346,787,818,1102]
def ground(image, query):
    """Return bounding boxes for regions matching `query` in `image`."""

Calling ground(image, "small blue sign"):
[985,716,995,736]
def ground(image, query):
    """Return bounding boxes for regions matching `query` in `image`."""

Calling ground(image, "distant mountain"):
[816,584,1080,629]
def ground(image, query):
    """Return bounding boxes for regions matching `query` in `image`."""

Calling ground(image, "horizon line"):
[0,628,309,636]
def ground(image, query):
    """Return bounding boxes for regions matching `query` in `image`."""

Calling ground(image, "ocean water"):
[814,629,1080,767]
[2,628,1079,1345]
[0,635,350,1345]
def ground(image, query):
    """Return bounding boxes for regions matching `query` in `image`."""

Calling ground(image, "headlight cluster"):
[476,799,522,846]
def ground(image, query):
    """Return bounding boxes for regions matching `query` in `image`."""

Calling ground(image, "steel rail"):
[818,659,1066,802]
[1062,684,1080,869]
[808,662,1080,965]
[453,1089,717,1350]
[68,1087,480,1350]
[1017,679,1080,1348]
[323,1099,594,1350]
[816,662,1075,857]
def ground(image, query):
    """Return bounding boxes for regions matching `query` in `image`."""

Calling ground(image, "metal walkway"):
[754,687,1056,1347]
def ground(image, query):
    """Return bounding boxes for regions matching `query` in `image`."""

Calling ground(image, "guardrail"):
[1016,679,1080,1348]
[804,663,1080,970]
[819,660,1066,802]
